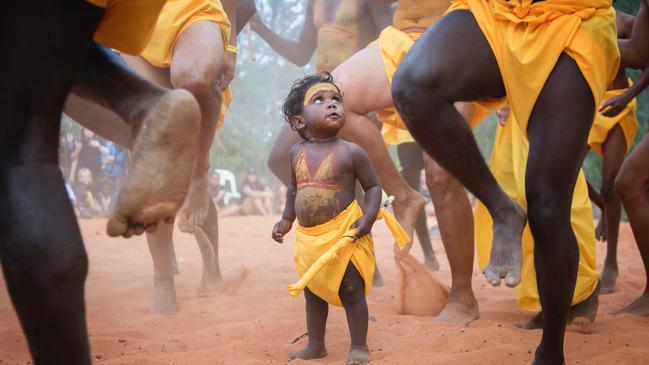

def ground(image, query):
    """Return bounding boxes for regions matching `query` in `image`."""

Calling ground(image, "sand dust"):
[1,216,649,364]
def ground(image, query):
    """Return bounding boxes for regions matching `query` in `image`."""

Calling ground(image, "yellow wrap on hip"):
[474,115,599,311]
[140,0,232,128]
[291,200,410,306]
[448,0,619,134]
[588,88,638,156]
[90,0,166,55]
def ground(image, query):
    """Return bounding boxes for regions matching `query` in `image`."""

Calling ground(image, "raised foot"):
[612,294,649,316]
[150,277,177,315]
[107,89,201,237]
[347,346,371,365]
[599,267,618,294]
[178,175,210,233]
[434,294,479,325]
[288,345,327,361]
[391,190,425,250]
[483,202,527,287]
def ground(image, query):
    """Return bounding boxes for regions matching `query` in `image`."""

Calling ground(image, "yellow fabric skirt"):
[90,0,166,55]
[588,89,638,156]
[293,200,409,306]
[473,116,599,311]
[143,0,232,128]
[448,0,619,135]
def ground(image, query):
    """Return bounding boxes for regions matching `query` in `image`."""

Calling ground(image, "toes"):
[483,265,501,287]
[107,215,129,237]
[504,267,521,287]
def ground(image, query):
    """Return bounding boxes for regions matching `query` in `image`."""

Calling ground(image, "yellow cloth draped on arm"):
[291,200,410,306]
[90,0,166,55]
[141,0,232,128]
[588,88,638,155]
[473,115,599,311]
[447,0,619,135]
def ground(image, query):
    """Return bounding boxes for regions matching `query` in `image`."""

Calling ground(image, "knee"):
[171,66,219,102]
[615,168,641,202]
[392,62,447,126]
[424,163,455,198]
[339,280,365,306]
[526,190,571,246]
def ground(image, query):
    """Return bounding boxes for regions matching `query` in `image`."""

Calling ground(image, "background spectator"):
[240,168,273,216]
[209,170,241,217]
[73,168,103,218]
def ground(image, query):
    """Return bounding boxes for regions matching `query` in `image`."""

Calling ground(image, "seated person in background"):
[240,168,274,216]
[209,170,241,217]
[96,182,114,215]
[73,168,104,219]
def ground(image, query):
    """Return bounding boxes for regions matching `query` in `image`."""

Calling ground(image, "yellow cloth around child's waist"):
[291,200,409,306]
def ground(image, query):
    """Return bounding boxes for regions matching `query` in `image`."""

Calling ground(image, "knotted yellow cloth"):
[448,0,619,134]
[588,88,638,156]
[473,114,599,311]
[290,200,410,306]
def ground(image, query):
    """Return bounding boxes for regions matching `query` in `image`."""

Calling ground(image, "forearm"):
[362,185,382,221]
[254,23,312,66]
[626,67,649,99]
[281,185,297,222]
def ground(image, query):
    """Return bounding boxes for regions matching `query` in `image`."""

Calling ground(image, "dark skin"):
[0,1,104,364]
[580,11,636,294]
[272,88,381,364]
[618,0,649,69]
[392,10,597,365]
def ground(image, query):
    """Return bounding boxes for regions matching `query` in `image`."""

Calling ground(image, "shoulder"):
[338,139,365,155]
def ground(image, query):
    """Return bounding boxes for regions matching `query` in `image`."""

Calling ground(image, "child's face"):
[293,87,345,139]
[78,171,92,185]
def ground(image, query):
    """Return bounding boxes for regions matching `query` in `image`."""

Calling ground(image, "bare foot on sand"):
[178,176,210,233]
[483,202,527,287]
[347,346,371,365]
[612,293,649,316]
[396,251,448,316]
[434,292,479,325]
[107,89,200,237]
[288,346,327,361]
[599,266,618,294]
[391,190,425,250]
[517,283,599,334]
[150,277,177,315]
[193,227,222,294]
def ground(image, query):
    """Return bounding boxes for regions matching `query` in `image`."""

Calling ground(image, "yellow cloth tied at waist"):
[473,115,598,311]
[448,0,619,135]
[290,200,410,306]
[90,0,166,55]
[588,88,638,156]
[373,26,421,145]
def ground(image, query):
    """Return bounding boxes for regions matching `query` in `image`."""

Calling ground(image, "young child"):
[272,72,408,365]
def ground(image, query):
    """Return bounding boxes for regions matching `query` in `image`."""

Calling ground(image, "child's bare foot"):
[347,346,371,365]
[599,266,618,294]
[288,345,327,361]
[150,276,177,315]
[434,292,479,324]
[391,189,425,250]
[483,202,527,287]
[178,175,210,233]
[107,89,200,237]
[613,294,649,316]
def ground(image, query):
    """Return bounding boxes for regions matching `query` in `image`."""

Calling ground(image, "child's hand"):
[350,215,375,242]
[272,218,292,243]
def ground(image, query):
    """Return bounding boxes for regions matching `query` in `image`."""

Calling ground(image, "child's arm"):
[350,144,382,241]
[272,146,299,243]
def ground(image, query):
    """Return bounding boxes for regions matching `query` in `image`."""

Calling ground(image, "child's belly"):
[295,187,342,227]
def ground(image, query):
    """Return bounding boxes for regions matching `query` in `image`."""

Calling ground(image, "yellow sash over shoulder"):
[474,115,599,311]
[90,0,166,55]
[588,89,638,155]
[448,0,619,133]
[291,200,409,306]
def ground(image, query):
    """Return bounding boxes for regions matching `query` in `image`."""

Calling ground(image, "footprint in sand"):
[396,251,448,316]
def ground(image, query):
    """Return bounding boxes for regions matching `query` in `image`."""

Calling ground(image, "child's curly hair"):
[282,72,342,140]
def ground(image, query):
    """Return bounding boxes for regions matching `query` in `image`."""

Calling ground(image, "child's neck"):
[307,135,338,143]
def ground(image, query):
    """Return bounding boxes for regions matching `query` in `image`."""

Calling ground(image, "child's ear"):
[291,116,305,130]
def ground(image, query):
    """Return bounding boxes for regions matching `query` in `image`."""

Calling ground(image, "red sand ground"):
[1,216,648,364]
